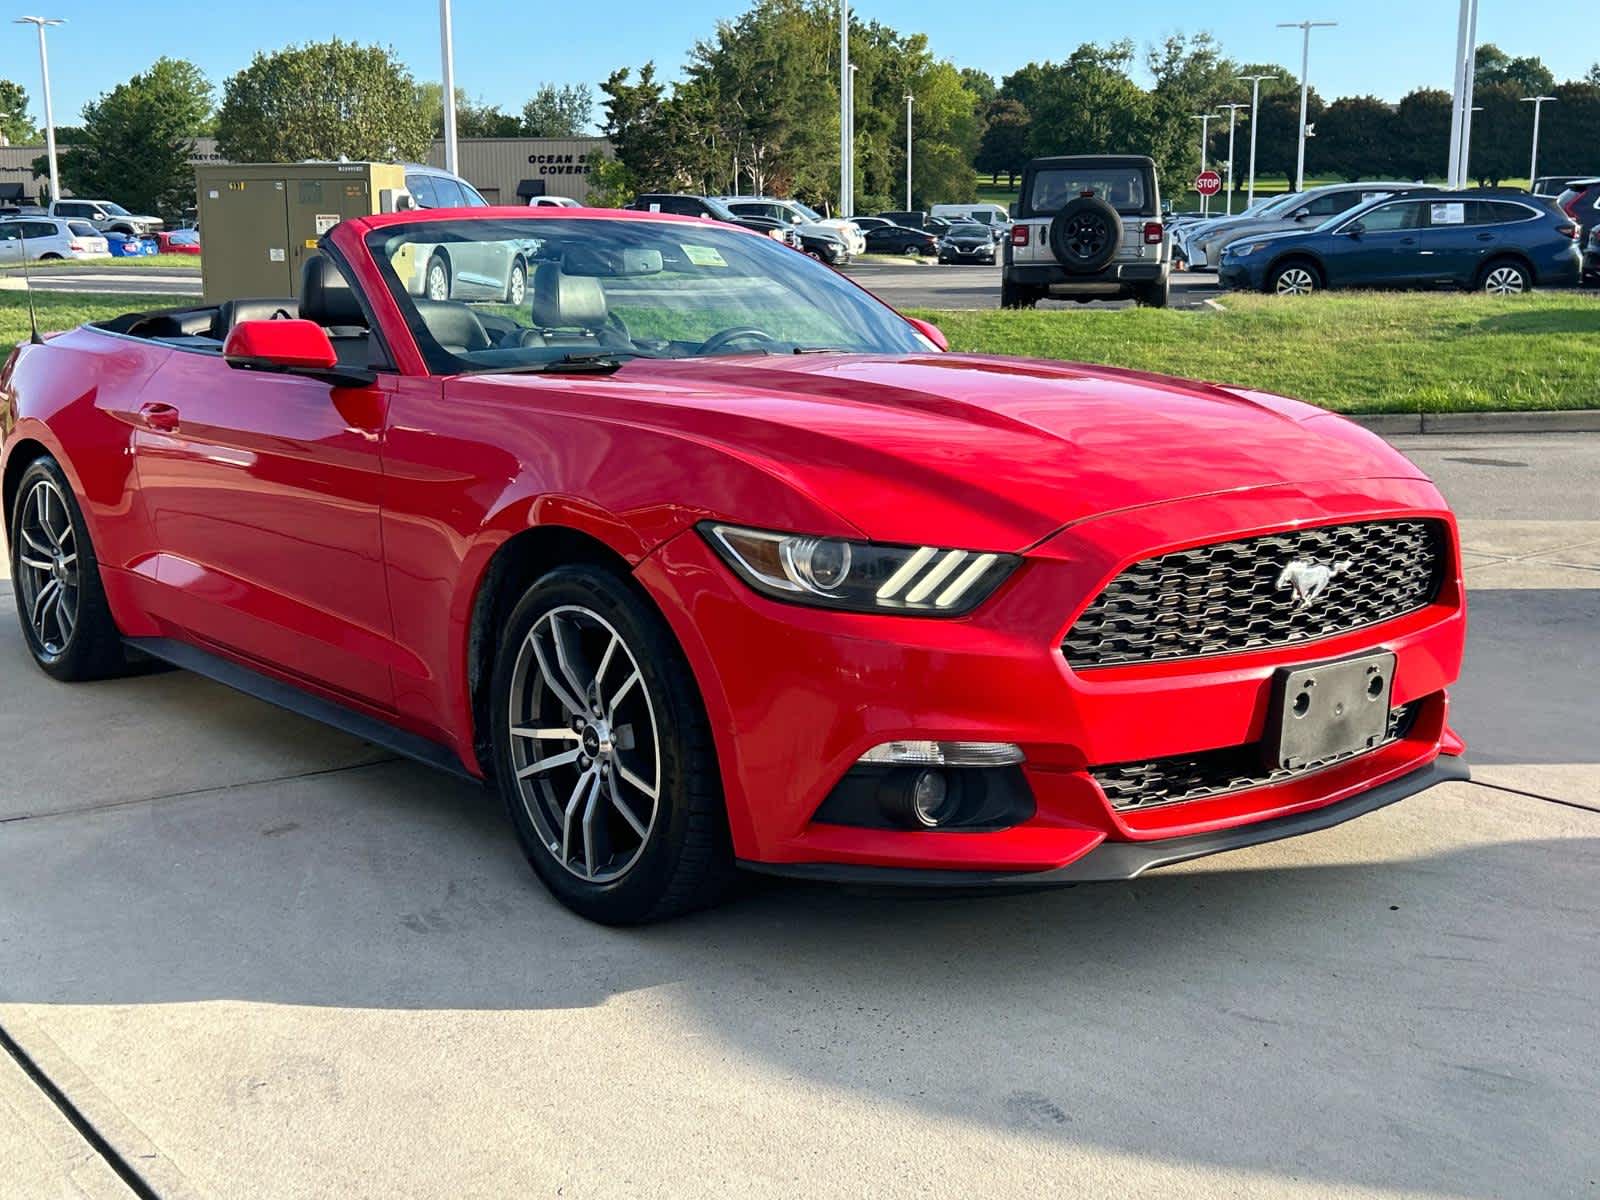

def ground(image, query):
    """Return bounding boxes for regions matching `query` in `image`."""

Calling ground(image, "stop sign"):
[1195,171,1223,197]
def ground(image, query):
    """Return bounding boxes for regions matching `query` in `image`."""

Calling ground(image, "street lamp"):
[839,0,849,217]
[904,93,913,211]
[438,0,458,175]
[1521,95,1557,188]
[14,17,63,205]
[1277,19,1336,192]
[1192,113,1219,215]
[1236,74,1279,207]
[1219,102,1247,215]
[1446,0,1480,188]
[845,63,859,218]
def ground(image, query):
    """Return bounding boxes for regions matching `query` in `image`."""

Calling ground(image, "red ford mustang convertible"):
[1,208,1468,922]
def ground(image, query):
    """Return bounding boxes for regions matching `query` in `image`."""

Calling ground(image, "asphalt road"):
[0,436,1596,1199]
[3,261,1226,310]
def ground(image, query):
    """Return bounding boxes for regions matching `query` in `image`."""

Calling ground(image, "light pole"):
[15,17,63,205]
[1192,113,1219,214]
[904,92,913,211]
[1236,73,1279,207]
[1446,0,1480,187]
[1521,95,1556,187]
[845,63,859,218]
[1278,19,1336,192]
[438,0,458,175]
[1219,102,1247,215]
[839,0,849,217]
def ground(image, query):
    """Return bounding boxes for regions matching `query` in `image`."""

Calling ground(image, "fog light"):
[880,768,958,828]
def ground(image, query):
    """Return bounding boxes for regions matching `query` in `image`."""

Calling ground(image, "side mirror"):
[905,316,948,352]
[224,319,374,387]
[1345,222,1365,239]
[1293,210,1310,222]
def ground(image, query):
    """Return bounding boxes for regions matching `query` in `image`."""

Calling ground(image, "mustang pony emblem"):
[1276,558,1352,609]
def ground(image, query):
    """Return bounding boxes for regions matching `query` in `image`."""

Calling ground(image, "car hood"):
[1222,226,1324,255]
[503,354,1426,551]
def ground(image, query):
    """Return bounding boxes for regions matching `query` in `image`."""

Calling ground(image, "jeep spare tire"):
[1048,196,1122,274]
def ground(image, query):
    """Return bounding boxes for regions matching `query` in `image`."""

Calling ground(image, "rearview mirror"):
[905,317,948,352]
[224,319,374,387]
[561,245,664,277]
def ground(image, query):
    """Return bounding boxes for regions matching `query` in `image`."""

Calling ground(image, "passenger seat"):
[208,298,297,341]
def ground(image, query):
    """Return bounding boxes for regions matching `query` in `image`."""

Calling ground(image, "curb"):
[1346,410,1600,435]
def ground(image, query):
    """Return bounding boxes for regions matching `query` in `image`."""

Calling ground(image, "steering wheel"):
[697,327,780,356]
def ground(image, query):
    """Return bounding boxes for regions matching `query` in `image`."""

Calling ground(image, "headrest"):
[413,300,491,353]
[532,263,607,329]
[211,298,297,340]
[300,255,366,327]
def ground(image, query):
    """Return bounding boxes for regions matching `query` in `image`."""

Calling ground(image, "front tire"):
[505,257,528,305]
[9,457,129,681]
[490,565,734,924]
[1268,260,1321,296]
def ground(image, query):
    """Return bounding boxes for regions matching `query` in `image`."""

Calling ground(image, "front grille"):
[1063,520,1447,668]
[1093,702,1421,812]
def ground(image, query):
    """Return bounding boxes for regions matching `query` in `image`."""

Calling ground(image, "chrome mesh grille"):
[1063,520,1447,668]
[1093,703,1420,812]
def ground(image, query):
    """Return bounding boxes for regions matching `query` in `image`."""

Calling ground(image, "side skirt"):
[124,637,480,784]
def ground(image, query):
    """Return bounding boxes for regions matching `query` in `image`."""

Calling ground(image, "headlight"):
[766,228,787,241]
[700,523,1019,616]
[1235,242,1270,258]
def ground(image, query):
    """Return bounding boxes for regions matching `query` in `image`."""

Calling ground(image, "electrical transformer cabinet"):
[195,162,408,302]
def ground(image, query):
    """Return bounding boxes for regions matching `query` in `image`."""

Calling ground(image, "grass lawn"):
[5,289,1595,416]
[0,254,200,273]
[907,292,1600,414]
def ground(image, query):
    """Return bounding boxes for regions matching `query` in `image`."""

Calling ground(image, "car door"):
[0,223,21,265]
[129,317,398,708]
[1328,200,1430,287]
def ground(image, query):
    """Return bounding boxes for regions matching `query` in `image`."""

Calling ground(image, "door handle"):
[1476,233,1496,241]
[1400,237,1417,246]
[139,402,180,432]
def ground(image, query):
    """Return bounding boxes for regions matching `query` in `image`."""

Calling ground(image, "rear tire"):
[9,456,129,682]
[1000,278,1038,309]
[1478,258,1531,295]
[490,565,735,924]
[505,257,528,305]
[424,253,451,301]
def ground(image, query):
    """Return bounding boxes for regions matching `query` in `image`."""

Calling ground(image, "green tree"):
[598,63,673,191]
[1146,33,1238,186]
[217,40,432,163]
[0,79,36,146]
[1473,44,1556,94]
[975,98,1030,186]
[1587,63,1600,86]
[46,58,210,217]
[1315,95,1395,180]
[1005,45,1153,163]
[522,83,594,137]
[416,84,523,138]
[1539,81,1600,175]
[959,68,996,112]
[1391,88,1452,180]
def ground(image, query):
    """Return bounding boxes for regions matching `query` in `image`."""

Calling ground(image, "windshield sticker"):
[1431,203,1466,226]
[682,244,728,268]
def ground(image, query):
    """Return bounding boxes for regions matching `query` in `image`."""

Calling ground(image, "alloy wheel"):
[508,263,527,305]
[1062,214,1110,260]
[14,478,79,657]
[1275,267,1316,296]
[507,605,661,883]
[1484,266,1525,295]
[425,260,450,301]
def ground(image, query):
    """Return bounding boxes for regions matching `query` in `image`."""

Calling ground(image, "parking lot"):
[2,433,1595,1199]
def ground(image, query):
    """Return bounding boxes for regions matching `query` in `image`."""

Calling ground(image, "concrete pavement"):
[0,436,1595,1199]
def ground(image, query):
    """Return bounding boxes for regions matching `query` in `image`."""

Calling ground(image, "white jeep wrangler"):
[1002,154,1169,308]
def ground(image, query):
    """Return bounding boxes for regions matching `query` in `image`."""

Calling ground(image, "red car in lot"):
[1,208,1468,923]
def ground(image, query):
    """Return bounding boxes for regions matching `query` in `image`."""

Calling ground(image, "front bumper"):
[1218,260,1262,290]
[636,478,1467,876]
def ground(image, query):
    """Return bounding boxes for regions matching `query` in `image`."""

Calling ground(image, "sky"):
[7,0,1594,129]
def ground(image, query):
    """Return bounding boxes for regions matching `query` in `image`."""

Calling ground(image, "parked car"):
[1533,175,1596,199]
[1218,192,1583,295]
[938,221,997,264]
[931,203,1011,241]
[1,205,1470,923]
[156,229,201,256]
[528,195,582,208]
[0,216,109,262]
[1003,154,1169,307]
[625,194,801,251]
[877,209,927,229]
[718,197,865,257]
[1190,182,1437,270]
[47,199,162,237]
[850,216,898,234]
[1555,179,1600,241]
[862,224,937,256]
[397,164,536,302]
[1584,225,1600,287]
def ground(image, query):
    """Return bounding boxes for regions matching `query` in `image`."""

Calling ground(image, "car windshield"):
[367,216,927,375]
[100,202,131,216]
[791,201,825,222]
[1318,195,1389,232]
[948,223,987,235]
[1029,167,1147,214]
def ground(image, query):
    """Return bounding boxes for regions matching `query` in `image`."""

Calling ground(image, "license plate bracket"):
[1265,651,1396,771]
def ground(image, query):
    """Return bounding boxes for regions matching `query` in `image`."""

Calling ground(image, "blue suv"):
[1219,191,1583,296]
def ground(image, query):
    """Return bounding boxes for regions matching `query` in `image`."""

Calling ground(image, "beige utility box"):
[196,162,409,302]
